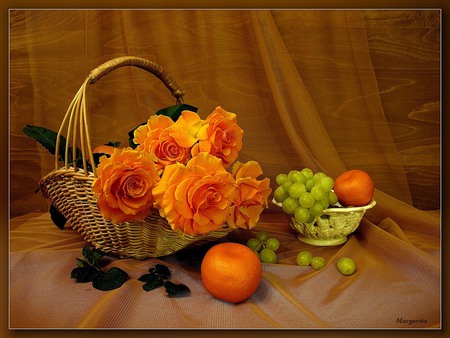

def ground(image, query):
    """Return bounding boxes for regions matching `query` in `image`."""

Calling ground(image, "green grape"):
[282,181,292,192]
[282,197,300,214]
[275,173,290,186]
[288,170,306,184]
[337,257,356,276]
[260,248,277,264]
[294,207,311,223]
[328,191,338,205]
[305,179,315,191]
[301,168,314,180]
[288,182,307,199]
[310,202,325,216]
[247,238,261,251]
[256,231,269,242]
[296,251,312,266]
[266,238,280,252]
[313,172,326,183]
[307,214,315,223]
[320,197,329,210]
[311,185,326,201]
[311,256,326,270]
[299,192,315,208]
[317,176,334,192]
[274,186,289,203]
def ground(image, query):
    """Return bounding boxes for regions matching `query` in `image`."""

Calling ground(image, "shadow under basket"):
[273,199,376,246]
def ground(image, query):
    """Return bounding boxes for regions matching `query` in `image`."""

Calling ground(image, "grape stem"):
[254,241,265,252]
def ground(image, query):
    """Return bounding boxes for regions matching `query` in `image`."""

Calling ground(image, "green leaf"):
[76,258,89,268]
[156,104,198,122]
[163,281,191,298]
[128,122,147,149]
[49,204,67,230]
[23,124,62,157]
[105,141,121,147]
[81,245,105,268]
[71,266,101,283]
[23,124,84,168]
[151,264,171,280]
[140,274,164,292]
[92,267,128,291]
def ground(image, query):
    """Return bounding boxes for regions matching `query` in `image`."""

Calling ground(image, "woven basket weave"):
[273,199,376,246]
[39,56,232,259]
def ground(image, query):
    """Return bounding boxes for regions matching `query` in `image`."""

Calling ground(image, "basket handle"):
[55,56,186,177]
[87,56,185,101]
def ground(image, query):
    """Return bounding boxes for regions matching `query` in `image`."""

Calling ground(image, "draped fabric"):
[9,10,440,329]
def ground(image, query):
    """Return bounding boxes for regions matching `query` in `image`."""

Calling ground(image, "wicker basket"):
[273,199,376,246]
[39,56,232,259]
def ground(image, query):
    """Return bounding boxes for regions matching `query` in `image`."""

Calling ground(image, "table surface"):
[9,210,441,329]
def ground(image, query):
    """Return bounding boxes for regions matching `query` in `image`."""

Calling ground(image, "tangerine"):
[200,242,262,303]
[333,169,374,207]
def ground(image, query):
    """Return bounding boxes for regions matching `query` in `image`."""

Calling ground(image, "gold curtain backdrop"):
[9,9,441,329]
[10,10,440,217]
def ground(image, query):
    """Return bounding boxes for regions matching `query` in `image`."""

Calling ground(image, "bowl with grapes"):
[273,198,376,246]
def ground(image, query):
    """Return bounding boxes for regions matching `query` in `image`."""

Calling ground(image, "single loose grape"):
[256,231,269,242]
[289,170,306,184]
[282,197,300,214]
[296,251,312,266]
[260,248,277,264]
[337,257,356,276]
[294,207,310,223]
[301,168,314,180]
[288,182,307,199]
[274,186,289,203]
[266,238,280,252]
[276,173,290,186]
[311,256,326,270]
[247,238,261,251]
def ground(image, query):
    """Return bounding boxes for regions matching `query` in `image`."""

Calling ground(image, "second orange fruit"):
[201,242,262,303]
[333,169,374,207]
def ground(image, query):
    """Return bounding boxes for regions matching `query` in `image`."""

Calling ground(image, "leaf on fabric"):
[140,274,165,292]
[70,266,101,283]
[163,281,191,298]
[92,267,128,291]
[151,264,171,280]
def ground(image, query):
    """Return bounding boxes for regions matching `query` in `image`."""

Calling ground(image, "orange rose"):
[153,152,236,235]
[92,148,159,224]
[134,115,191,173]
[169,110,203,148]
[227,161,272,229]
[192,106,243,168]
[133,115,173,147]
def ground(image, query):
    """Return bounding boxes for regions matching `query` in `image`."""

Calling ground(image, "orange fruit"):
[333,169,374,207]
[201,242,262,303]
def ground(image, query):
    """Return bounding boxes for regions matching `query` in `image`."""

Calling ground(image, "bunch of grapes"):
[246,231,280,264]
[273,168,338,223]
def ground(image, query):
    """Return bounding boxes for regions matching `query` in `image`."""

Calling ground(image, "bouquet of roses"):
[89,106,272,236]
